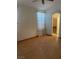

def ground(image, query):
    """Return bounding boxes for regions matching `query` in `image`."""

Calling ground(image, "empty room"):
[17,0,61,59]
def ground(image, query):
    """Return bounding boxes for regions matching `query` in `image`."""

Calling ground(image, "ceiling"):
[17,0,61,10]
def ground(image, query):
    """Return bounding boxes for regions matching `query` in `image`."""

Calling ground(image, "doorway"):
[52,13,60,37]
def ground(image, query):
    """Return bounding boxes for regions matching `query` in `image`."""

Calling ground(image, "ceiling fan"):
[32,0,54,4]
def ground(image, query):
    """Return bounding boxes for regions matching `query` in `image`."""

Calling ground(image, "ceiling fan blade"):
[48,0,54,1]
[32,0,37,2]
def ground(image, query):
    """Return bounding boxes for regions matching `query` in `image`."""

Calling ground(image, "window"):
[37,12,45,35]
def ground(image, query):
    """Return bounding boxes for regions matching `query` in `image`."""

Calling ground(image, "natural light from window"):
[37,12,45,35]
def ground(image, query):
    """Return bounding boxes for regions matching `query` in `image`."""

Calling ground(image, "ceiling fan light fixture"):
[32,0,54,5]
[42,0,45,4]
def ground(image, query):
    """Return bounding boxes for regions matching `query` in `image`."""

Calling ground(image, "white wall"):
[45,1,61,35]
[17,5,37,41]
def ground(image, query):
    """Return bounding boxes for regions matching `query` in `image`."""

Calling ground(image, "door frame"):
[51,12,61,38]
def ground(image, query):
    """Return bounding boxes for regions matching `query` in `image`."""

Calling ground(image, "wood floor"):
[17,35,61,59]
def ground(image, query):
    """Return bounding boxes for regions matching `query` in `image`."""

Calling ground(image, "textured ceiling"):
[17,0,60,10]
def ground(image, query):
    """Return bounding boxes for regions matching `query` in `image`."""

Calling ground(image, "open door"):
[52,13,60,38]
